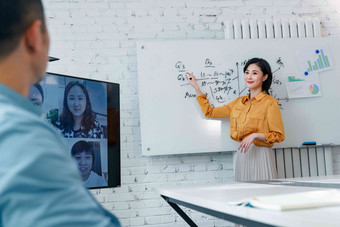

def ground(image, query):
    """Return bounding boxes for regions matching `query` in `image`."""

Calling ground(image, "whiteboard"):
[137,37,340,156]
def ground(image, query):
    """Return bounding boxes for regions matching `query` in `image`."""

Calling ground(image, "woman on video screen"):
[28,83,44,108]
[71,140,107,188]
[55,81,104,138]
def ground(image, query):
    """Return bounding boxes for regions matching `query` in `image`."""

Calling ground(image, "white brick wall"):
[43,0,340,226]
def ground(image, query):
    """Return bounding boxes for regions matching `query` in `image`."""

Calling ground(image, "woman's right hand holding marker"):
[185,72,203,96]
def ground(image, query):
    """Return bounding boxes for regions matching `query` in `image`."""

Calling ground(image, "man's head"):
[0,0,49,87]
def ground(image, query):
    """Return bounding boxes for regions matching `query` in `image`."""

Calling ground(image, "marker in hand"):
[185,72,202,95]
[185,72,192,80]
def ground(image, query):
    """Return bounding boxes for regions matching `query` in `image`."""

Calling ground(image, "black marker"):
[186,73,192,80]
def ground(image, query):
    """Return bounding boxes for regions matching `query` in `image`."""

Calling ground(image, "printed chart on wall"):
[286,72,321,99]
[296,46,334,73]
[137,37,340,156]
[286,45,334,99]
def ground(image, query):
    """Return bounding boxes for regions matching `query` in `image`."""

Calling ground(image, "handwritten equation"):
[175,58,289,109]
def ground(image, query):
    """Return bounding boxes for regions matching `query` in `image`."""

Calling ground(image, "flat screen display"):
[28,72,120,189]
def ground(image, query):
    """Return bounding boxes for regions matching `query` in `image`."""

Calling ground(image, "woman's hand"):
[185,72,198,88]
[238,133,266,153]
[185,72,203,96]
[238,134,256,153]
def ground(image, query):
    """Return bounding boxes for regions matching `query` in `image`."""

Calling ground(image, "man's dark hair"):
[33,83,44,103]
[0,0,45,59]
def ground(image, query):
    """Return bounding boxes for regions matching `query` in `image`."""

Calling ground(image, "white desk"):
[156,180,340,227]
[253,175,340,188]
[284,175,340,184]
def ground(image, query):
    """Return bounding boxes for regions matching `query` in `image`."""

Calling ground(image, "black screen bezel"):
[45,72,121,189]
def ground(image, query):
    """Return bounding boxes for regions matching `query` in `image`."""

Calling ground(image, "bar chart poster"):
[296,45,334,74]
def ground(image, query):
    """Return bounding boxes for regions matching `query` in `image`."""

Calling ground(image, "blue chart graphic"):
[306,49,330,73]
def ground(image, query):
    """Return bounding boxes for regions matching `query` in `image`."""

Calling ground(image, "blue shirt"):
[0,83,120,227]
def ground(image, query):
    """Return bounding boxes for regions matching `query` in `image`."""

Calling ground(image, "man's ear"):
[23,20,43,55]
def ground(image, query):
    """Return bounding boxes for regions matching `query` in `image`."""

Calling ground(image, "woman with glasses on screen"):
[55,81,104,138]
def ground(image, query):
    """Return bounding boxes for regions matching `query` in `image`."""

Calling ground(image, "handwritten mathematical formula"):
[175,58,289,109]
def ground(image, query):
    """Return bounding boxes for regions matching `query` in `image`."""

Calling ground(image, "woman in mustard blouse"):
[185,58,285,181]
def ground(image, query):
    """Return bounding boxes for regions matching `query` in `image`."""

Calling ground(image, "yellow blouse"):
[196,91,285,147]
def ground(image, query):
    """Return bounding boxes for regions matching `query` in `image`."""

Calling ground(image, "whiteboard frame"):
[137,37,340,156]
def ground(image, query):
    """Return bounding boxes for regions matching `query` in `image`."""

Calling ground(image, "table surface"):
[250,175,340,188]
[156,176,340,227]
[282,175,340,183]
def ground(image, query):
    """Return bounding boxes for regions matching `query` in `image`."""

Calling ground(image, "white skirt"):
[234,144,278,182]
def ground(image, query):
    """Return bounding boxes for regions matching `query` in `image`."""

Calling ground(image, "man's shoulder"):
[0,103,66,155]
[0,100,38,119]
[1,103,53,131]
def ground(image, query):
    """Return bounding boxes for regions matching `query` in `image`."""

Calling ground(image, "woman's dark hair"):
[33,83,44,103]
[71,140,95,166]
[59,81,96,131]
[0,0,45,59]
[243,58,273,94]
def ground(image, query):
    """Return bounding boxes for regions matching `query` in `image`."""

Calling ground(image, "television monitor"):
[28,72,120,189]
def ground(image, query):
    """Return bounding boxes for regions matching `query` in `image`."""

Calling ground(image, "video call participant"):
[55,81,105,138]
[28,83,44,107]
[0,0,120,226]
[71,140,108,188]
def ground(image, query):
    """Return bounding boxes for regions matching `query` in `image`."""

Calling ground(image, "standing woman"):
[186,58,285,181]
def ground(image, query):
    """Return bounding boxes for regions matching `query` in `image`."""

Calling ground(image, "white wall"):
[43,0,340,226]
